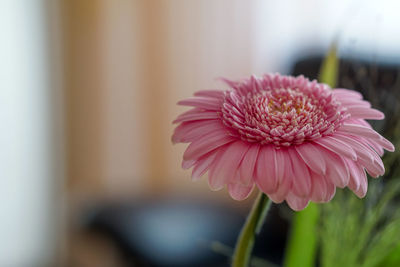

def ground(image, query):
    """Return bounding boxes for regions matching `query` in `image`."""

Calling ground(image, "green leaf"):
[283,203,319,267]
[318,44,338,87]
[378,242,400,267]
[317,180,400,267]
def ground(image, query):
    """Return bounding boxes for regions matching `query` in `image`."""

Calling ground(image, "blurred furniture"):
[81,197,287,267]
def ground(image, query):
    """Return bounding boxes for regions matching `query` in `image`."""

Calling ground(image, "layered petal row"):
[172,74,394,210]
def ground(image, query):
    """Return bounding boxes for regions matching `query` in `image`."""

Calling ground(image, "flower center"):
[221,82,347,146]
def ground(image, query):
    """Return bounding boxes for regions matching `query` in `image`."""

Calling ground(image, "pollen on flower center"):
[221,80,347,146]
[264,88,314,114]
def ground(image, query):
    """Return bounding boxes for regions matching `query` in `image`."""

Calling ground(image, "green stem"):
[232,192,272,267]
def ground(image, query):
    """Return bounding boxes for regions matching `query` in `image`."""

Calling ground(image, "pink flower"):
[172,74,395,210]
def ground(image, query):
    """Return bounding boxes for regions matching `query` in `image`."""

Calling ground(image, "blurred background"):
[1,0,400,266]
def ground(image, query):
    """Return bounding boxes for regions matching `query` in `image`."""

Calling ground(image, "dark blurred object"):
[82,198,287,267]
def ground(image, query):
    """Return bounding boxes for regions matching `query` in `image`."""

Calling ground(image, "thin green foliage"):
[317,40,400,267]
[319,179,400,267]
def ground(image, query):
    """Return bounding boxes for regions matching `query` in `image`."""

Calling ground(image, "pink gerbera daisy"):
[172,74,395,210]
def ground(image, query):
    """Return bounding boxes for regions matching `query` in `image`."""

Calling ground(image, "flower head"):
[172,74,395,210]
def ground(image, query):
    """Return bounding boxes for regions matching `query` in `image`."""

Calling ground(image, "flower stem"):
[232,192,272,267]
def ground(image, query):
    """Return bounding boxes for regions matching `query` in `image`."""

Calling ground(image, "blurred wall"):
[62,0,263,204]
[0,0,62,266]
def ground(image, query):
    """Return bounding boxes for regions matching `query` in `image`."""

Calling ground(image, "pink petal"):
[332,89,363,99]
[372,159,385,176]
[338,124,382,139]
[374,136,395,152]
[323,179,336,202]
[295,143,326,175]
[219,77,239,88]
[268,148,292,203]
[178,97,221,110]
[333,134,375,164]
[321,177,336,203]
[228,182,255,200]
[351,118,373,127]
[310,172,328,203]
[339,127,385,156]
[268,188,289,203]
[183,131,236,161]
[346,106,385,120]
[172,120,224,144]
[255,145,278,194]
[182,159,196,170]
[314,136,357,160]
[286,192,310,211]
[194,89,225,99]
[354,173,368,198]
[361,157,384,178]
[173,109,220,124]
[288,148,312,198]
[274,148,286,186]
[365,139,385,156]
[191,151,218,180]
[239,144,260,185]
[338,99,371,108]
[321,149,350,188]
[350,138,385,177]
[249,75,263,93]
[208,141,250,190]
[223,102,245,119]
[364,146,385,177]
[345,159,362,192]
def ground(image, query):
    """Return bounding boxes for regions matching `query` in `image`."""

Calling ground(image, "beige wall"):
[62,0,260,202]
[63,0,107,200]
[165,1,256,194]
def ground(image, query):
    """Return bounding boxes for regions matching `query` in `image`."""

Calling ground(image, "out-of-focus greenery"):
[319,179,400,267]
[318,63,400,266]
[285,42,400,267]
[317,39,400,266]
